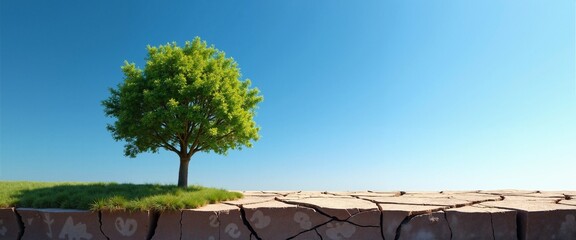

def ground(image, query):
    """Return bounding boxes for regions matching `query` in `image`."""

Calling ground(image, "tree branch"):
[187,121,196,139]
[188,123,203,156]
[153,130,179,153]
[220,130,235,139]
[193,130,236,153]
[161,142,179,153]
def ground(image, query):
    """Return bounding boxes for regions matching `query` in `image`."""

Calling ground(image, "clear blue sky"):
[1,1,574,191]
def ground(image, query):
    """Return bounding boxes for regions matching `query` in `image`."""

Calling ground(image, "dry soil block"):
[243,200,331,239]
[483,200,576,239]
[278,194,381,240]
[446,206,517,240]
[397,212,451,240]
[151,210,181,240]
[17,208,106,240]
[101,210,157,239]
[0,208,22,240]
[182,203,251,240]
[378,204,446,240]
[316,220,381,240]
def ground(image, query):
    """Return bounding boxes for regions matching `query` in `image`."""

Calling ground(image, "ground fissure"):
[1,190,575,240]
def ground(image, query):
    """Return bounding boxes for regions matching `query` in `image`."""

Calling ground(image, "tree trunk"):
[177,155,191,188]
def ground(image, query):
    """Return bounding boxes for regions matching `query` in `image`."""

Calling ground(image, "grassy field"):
[0,181,242,211]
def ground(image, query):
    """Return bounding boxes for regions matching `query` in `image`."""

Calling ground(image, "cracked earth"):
[1,190,576,239]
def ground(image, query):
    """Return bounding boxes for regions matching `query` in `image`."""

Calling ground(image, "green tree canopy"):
[103,37,262,187]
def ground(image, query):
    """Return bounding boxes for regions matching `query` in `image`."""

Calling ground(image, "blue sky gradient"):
[1,1,574,190]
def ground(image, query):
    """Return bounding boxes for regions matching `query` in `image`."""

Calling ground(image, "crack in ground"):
[97,211,110,240]
[223,198,277,207]
[315,228,324,240]
[391,195,506,240]
[276,197,380,226]
[551,196,576,206]
[227,197,331,240]
[323,191,404,198]
[224,197,283,239]
[13,208,25,240]
[353,195,387,240]
[288,193,508,240]
[488,212,496,240]
[352,193,507,240]
[459,195,505,207]
[147,211,160,240]
[179,211,183,240]
[481,196,573,239]
[7,192,533,240]
[275,197,343,221]
[442,211,453,240]
[393,214,414,240]
[264,191,299,197]
[286,219,380,240]
[238,205,262,240]
[370,195,505,209]
[366,191,406,196]
[476,202,533,240]
[276,198,378,239]
[335,218,381,228]
[274,196,380,227]
[275,198,338,240]
[285,219,332,240]
[284,219,331,240]
[372,202,455,207]
[215,211,222,240]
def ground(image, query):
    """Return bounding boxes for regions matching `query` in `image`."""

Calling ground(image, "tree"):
[102,37,262,188]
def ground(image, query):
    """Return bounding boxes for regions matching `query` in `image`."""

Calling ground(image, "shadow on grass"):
[10,182,239,211]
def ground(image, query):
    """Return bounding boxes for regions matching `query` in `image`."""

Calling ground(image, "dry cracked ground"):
[1,190,576,240]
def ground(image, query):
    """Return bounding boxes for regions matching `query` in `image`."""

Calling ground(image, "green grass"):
[0,181,242,211]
